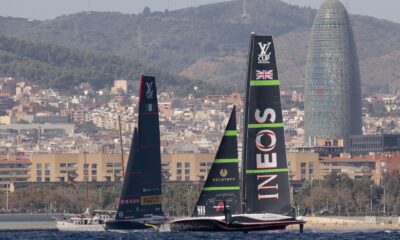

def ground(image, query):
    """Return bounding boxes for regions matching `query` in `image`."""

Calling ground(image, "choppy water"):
[1,231,400,240]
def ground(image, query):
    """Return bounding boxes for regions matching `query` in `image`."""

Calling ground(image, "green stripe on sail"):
[250,80,280,86]
[203,186,240,191]
[214,159,239,163]
[224,130,237,136]
[246,168,289,174]
[247,123,284,128]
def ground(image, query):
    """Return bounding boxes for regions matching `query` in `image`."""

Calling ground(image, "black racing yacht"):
[170,34,305,232]
[105,75,168,231]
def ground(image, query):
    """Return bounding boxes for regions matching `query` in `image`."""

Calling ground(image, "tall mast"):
[84,152,89,208]
[241,32,255,214]
[118,115,125,180]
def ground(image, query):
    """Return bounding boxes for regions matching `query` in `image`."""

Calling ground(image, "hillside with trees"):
[0,0,399,92]
[0,35,224,95]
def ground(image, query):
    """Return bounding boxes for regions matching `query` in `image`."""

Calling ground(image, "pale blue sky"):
[0,0,399,23]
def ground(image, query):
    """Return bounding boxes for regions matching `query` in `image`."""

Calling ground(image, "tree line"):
[294,171,400,216]
[3,172,400,217]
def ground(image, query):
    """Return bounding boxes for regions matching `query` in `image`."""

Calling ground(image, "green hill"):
[0,35,224,95]
[0,0,399,92]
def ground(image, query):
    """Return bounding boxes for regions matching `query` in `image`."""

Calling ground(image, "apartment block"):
[0,157,30,190]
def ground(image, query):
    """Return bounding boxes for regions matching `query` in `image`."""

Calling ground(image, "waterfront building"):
[304,0,362,145]
[287,152,400,185]
[349,134,400,156]
[28,153,214,183]
[0,157,30,190]
[29,153,126,183]
[161,153,214,181]
[2,151,400,189]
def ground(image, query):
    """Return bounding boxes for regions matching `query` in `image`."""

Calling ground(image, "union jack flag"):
[256,70,274,80]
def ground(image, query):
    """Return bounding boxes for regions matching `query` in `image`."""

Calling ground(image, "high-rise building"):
[304,0,362,146]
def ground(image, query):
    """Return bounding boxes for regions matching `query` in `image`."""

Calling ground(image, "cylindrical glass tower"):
[304,0,362,145]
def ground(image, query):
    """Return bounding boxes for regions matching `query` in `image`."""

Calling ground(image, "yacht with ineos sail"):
[170,34,305,232]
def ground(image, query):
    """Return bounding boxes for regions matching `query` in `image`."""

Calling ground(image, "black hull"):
[170,218,304,232]
[105,220,152,231]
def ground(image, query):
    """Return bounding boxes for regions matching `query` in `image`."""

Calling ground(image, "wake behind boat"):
[104,75,168,231]
[171,34,305,232]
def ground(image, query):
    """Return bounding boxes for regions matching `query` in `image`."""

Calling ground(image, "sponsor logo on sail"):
[214,201,225,212]
[197,205,206,215]
[220,169,228,177]
[145,82,154,99]
[141,195,161,205]
[257,42,272,64]
[212,169,235,182]
[120,198,140,205]
[254,108,279,200]
[143,187,159,192]
[145,103,153,112]
[256,70,274,80]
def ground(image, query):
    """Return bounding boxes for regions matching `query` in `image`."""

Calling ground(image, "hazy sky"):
[0,0,399,23]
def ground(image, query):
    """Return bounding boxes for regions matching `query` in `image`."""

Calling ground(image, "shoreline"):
[0,214,399,232]
[286,216,400,232]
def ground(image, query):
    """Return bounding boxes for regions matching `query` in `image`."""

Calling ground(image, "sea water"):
[0,231,399,240]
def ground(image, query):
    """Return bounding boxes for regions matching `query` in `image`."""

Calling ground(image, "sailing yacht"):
[104,75,168,231]
[170,34,305,232]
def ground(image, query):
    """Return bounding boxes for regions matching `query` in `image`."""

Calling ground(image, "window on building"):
[177,169,182,175]
[92,176,97,182]
[60,163,66,168]
[177,176,182,181]
[36,176,41,182]
[177,162,182,168]
[92,164,97,169]
[185,162,190,168]
[37,163,42,169]
[45,163,50,170]
[200,162,206,167]
[45,170,50,176]
[84,164,89,169]
[106,163,113,168]
[92,170,97,175]
[185,176,190,181]
[309,162,314,176]
[37,170,42,176]
[300,162,306,180]
[45,177,50,182]
[67,163,75,168]
[185,169,190,174]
